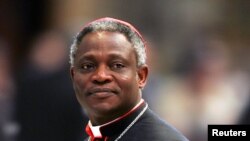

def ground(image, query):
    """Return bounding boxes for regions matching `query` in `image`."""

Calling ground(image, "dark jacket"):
[85,102,188,141]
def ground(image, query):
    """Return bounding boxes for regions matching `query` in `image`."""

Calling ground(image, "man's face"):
[70,31,148,122]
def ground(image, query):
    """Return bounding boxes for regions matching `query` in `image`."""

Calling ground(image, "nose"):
[91,64,112,84]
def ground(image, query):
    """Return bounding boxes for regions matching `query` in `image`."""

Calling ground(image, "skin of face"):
[70,31,148,125]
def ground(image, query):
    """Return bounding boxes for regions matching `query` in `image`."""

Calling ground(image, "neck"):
[90,99,143,126]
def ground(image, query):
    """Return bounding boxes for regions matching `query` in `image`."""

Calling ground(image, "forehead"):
[75,31,136,60]
[78,31,133,52]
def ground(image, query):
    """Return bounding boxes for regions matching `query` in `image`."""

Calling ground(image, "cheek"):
[73,74,89,105]
[73,74,88,94]
[118,72,139,90]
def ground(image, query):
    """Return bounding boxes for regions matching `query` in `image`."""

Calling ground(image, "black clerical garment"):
[85,100,188,141]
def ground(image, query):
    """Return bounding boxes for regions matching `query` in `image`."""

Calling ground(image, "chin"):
[92,102,118,114]
[97,104,131,119]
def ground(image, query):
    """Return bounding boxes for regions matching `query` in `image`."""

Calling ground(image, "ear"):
[137,65,149,89]
[70,66,75,81]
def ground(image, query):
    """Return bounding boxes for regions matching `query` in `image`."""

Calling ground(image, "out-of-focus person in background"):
[141,40,165,112]
[14,30,88,141]
[0,41,18,141]
[155,34,250,141]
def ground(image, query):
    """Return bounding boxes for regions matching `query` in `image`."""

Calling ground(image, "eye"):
[80,63,96,72]
[111,62,125,70]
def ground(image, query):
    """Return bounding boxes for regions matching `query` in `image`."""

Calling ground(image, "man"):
[69,17,188,141]
[15,31,87,141]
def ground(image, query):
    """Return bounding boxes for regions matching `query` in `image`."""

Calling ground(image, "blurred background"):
[0,0,249,141]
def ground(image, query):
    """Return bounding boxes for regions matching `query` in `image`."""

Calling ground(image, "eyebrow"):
[78,52,130,63]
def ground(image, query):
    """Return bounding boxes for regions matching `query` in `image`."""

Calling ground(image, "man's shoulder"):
[128,108,189,141]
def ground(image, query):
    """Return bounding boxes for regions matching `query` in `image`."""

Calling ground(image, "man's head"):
[69,17,146,67]
[69,17,148,125]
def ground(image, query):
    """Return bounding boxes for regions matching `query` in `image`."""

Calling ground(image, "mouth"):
[87,88,118,98]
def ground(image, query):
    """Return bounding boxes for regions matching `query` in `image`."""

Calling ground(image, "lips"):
[87,88,118,98]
